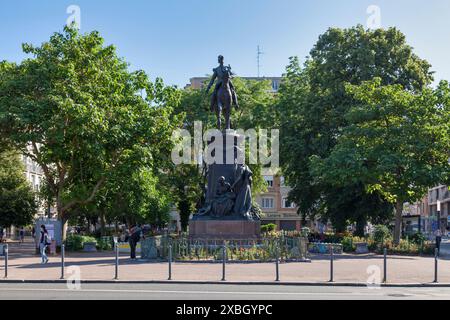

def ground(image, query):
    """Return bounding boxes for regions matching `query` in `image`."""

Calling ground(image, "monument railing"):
[140,235,310,262]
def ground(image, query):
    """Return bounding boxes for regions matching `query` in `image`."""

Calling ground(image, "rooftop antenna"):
[257,45,264,78]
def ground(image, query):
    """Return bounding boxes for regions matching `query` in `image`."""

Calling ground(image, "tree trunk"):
[100,211,106,236]
[355,217,366,238]
[178,200,191,232]
[57,196,68,242]
[61,218,68,243]
[393,199,403,245]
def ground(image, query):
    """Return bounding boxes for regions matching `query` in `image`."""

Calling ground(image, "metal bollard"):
[434,248,439,283]
[60,244,65,279]
[221,244,226,281]
[383,248,387,283]
[275,246,280,282]
[4,244,8,279]
[329,244,334,282]
[114,242,119,280]
[168,244,173,281]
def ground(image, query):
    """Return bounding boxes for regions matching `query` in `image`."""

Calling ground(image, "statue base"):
[189,220,261,240]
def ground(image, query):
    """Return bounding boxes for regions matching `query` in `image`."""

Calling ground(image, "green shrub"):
[261,223,277,233]
[408,232,426,245]
[65,235,97,251]
[97,237,113,251]
[341,236,356,252]
[373,225,391,245]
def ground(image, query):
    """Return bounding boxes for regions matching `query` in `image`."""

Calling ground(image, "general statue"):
[205,55,239,130]
[192,56,259,223]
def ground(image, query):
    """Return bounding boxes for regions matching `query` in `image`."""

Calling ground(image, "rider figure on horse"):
[206,55,239,113]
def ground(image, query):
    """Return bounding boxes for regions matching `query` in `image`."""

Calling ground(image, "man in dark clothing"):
[129,225,142,260]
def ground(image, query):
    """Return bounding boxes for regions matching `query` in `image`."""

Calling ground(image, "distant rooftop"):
[185,76,282,92]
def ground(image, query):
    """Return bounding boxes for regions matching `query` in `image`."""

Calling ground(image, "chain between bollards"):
[434,248,439,283]
[60,244,65,280]
[275,245,280,282]
[114,241,119,280]
[383,247,387,284]
[4,244,8,279]
[168,244,173,281]
[329,244,334,283]
[221,243,226,281]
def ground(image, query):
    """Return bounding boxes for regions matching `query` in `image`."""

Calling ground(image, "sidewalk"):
[1,242,450,285]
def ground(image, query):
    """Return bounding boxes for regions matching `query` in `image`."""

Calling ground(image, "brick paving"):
[1,240,449,284]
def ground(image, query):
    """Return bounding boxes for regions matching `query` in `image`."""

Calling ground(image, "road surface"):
[0,283,450,300]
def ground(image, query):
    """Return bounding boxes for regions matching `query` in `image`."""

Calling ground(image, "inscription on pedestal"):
[190,220,261,239]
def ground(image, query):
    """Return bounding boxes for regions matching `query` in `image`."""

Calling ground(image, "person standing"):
[19,227,25,244]
[435,229,443,256]
[128,225,142,260]
[39,225,50,264]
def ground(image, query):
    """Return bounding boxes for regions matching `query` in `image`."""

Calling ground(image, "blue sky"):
[1,0,449,87]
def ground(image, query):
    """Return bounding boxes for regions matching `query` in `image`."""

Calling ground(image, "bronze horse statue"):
[206,56,239,131]
[213,69,233,130]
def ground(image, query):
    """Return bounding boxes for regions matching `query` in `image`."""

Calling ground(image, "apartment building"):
[22,153,56,218]
[428,185,450,233]
[402,185,450,237]
[256,174,304,231]
[185,77,282,93]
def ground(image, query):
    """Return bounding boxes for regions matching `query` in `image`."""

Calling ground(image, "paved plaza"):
[1,240,449,285]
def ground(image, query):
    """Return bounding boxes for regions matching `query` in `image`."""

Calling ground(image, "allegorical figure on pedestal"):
[232,165,253,220]
[211,176,236,218]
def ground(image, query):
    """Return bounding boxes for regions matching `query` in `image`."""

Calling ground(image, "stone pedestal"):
[189,220,261,239]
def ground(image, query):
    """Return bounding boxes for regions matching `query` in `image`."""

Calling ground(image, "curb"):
[1,279,449,288]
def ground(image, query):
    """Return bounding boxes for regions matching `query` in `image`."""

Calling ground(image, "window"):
[262,198,274,209]
[272,80,280,91]
[263,175,274,187]
[280,221,296,231]
[282,198,295,209]
[36,177,41,191]
[280,176,285,186]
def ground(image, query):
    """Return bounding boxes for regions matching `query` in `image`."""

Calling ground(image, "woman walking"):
[39,225,50,264]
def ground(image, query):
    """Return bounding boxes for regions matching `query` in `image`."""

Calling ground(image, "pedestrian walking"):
[39,225,50,264]
[435,229,442,256]
[19,227,25,244]
[31,226,36,245]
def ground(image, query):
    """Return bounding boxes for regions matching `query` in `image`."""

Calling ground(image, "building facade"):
[185,77,282,93]
[428,185,450,234]
[22,153,56,219]
[402,185,450,238]
[256,174,304,231]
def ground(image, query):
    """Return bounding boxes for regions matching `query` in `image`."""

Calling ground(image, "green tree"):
[168,164,204,232]
[104,167,172,228]
[312,79,450,243]
[0,26,180,239]
[0,149,37,228]
[278,26,434,231]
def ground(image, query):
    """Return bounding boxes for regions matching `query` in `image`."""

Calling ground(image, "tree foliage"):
[278,26,434,232]
[0,149,37,228]
[0,26,180,237]
[312,79,450,242]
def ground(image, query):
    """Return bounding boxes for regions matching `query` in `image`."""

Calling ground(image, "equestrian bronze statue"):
[206,55,239,130]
